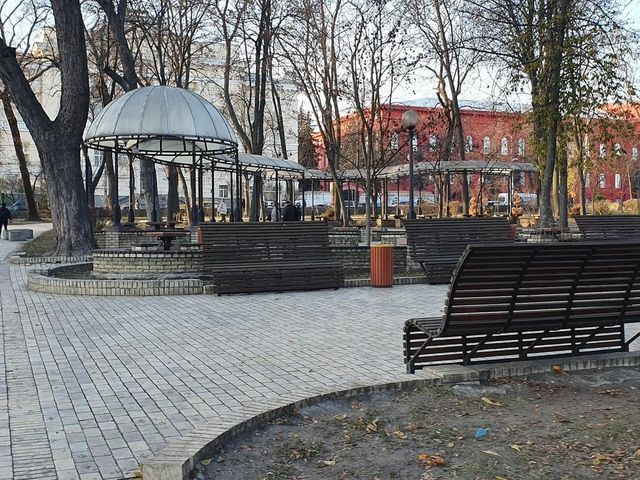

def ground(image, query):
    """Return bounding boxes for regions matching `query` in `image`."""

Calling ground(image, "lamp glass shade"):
[401,109,420,130]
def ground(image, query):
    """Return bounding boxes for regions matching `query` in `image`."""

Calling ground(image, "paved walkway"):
[1,231,638,480]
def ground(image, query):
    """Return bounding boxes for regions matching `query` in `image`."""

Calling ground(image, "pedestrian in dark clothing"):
[282,201,299,221]
[0,203,11,239]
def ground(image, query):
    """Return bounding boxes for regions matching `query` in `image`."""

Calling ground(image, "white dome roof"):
[84,86,237,155]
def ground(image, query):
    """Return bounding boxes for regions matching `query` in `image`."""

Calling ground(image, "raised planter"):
[93,248,203,274]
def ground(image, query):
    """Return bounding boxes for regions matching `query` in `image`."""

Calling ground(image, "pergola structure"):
[303,160,538,219]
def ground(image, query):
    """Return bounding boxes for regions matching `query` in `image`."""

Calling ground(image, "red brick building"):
[313,100,640,205]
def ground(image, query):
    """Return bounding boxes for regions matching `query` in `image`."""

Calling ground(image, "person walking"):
[282,200,299,221]
[0,202,11,239]
[218,199,228,222]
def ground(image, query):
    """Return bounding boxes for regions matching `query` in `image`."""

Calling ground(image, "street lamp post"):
[402,110,420,220]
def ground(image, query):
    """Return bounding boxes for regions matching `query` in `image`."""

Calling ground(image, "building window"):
[501,138,508,156]
[465,135,473,152]
[633,147,638,160]
[218,184,229,198]
[614,143,622,156]
[615,173,622,189]
[390,133,399,151]
[483,136,491,155]
[92,149,103,169]
[518,138,525,156]
[599,174,606,189]
[428,135,437,152]
[599,143,606,158]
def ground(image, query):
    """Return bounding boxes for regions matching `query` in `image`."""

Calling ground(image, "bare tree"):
[279,0,350,223]
[0,0,48,221]
[0,0,92,254]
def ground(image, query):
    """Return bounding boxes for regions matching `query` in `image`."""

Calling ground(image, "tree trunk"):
[577,162,587,215]
[140,158,159,221]
[166,165,179,222]
[38,140,93,255]
[104,150,116,210]
[178,167,191,224]
[461,172,470,216]
[250,173,262,222]
[558,140,568,228]
[1,92,40,221]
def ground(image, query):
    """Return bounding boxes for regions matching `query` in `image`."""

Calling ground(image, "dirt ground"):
[198,367,640,480]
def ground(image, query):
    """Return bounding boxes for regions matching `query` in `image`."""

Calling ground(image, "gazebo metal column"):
[301,172,306,221]
[382,177,388,220]
[234,153,242,222]
[311,179,315,220]
[210,162,216,222]
[229,171,234,222]
[198,156,204,222]
[396,175,401,217]
[190,145,199,226]
[128,153,135,224]
[113,145,121,227]
[274,171,280,221]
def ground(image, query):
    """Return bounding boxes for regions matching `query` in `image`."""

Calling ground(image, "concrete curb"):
[142,351,640,480]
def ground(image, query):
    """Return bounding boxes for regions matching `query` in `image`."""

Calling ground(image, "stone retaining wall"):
[93,249,203,274]
[27,264,204,296]
[330,245,408,274]
[95,229,197,249]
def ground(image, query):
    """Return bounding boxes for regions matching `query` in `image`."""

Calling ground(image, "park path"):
[0,240,448,480]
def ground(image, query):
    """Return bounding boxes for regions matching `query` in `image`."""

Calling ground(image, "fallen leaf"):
[417,453,446,468]
[634,449,640,459]
[331,414,347,421]
[495,477,508,480]
[201,458,212,466]
[552,365,567,375]
[598,389,621,397]
[322,460,336,466]
[366,417,379,433]
[510,444,522,453]
[481,396,504,407]
[482,450,502,457]
[394,430,407,439]
[132,471,143,479]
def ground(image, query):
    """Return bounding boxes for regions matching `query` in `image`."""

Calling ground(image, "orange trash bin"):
[370,244,394,288]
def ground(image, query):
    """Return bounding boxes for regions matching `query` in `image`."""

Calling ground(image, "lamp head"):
[401,109,420,130]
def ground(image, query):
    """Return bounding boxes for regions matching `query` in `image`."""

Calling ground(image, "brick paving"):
[1,230,639,480]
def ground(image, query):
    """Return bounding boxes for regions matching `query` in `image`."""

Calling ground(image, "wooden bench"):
[575,215,640,239]
[404,218,515,284]
[198,222,344,294]
[404,241,640,372]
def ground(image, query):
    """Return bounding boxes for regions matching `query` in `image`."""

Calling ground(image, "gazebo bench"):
[404,217,515,284]
[575,215,640,239]
[199,222,344,295]
[404,241,640,372]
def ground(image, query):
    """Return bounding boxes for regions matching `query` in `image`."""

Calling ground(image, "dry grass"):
[19,229,57,257]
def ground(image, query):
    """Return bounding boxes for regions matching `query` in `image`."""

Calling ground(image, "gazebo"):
[83,85,239,225]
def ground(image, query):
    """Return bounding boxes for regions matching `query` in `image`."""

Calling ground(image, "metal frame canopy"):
[381,160,537,178]
[83,85,238,155]
[83,85,240,225]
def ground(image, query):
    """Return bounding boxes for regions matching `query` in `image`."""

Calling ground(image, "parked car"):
[8,198,27,216]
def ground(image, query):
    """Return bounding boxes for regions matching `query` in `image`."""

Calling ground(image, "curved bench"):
[404,217,515,284]
[575,214,640,239]
[404,241,640,372]
[199,222,344,294]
